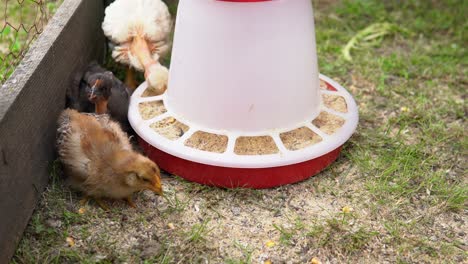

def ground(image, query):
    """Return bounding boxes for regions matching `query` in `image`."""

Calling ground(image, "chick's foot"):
[79,196,90,206]
[125,196,137,208]
[95,198,110,211]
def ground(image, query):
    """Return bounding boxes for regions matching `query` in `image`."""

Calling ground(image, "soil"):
[322,94,348,113]
[312,111,346,135]
[185,131,228,153]
[150,117,189,140]
[139,101,167,120]
[234,136,279,155]
[280,127,322,151]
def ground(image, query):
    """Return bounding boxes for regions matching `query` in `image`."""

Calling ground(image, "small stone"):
[205,240,220,250]
[197,257,209,264]
[45,219,62,228]
[231,206,241,216]
[145,215,154,222]
[167,223,175,230]
[140,241,162,259]
[142,190,156,200]
[93,254,107,262]
[258,254,269,263]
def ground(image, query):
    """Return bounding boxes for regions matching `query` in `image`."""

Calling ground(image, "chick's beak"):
[148,182,163,196]
[88,80,101,101]
[89,87,96,100]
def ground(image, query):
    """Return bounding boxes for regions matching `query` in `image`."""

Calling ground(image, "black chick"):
[67,62,133,133]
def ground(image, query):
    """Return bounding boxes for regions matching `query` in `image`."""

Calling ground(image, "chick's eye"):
[142,178,151,183]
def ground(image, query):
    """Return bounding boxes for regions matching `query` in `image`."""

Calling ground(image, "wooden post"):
[0,0,106,262]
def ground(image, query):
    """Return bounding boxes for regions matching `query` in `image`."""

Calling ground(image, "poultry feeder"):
[128,0,358,188]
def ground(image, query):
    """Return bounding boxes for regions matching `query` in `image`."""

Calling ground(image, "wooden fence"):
[0,0,106,261]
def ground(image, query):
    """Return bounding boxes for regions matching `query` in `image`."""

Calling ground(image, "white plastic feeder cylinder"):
[167,0,321,132]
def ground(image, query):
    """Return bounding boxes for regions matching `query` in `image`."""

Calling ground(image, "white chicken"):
[102,0,172,94]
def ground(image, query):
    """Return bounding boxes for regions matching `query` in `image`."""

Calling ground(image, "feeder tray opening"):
[150,117,189,141]
[322,94,348,113]
[280,127,322,151]
[139,100,167,120]
[234,136,279,155]
[312,111,345,135]
[185,131,228,153]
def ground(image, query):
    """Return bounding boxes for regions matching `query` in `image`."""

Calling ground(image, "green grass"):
[313,0,467,260]
[161,188,190,215]
[0,0,63,83]
[185,219,212,243]
[273,224,295,245]
[11,0,467,263]
[225,241,254,264]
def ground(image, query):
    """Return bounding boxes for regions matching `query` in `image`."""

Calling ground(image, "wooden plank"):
[0,0,106,262]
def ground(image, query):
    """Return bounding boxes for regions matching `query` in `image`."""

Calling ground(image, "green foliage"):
[186,219,212,243]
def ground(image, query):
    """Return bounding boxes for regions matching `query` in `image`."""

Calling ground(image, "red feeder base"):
[139,137,342,189]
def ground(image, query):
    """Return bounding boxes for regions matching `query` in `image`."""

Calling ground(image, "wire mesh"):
[1,0,63,84]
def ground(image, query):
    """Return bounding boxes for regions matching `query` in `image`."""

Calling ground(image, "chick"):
[102,0,172,93]
[67,62,133,133]
[56,109,162,209]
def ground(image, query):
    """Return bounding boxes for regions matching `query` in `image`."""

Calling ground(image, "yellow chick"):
[56,109,162,209]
